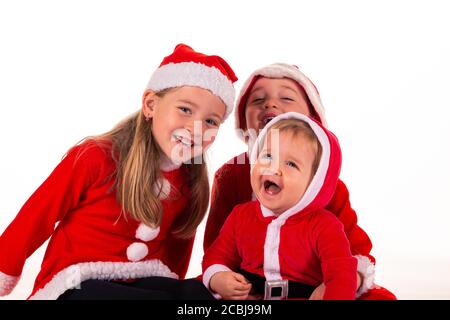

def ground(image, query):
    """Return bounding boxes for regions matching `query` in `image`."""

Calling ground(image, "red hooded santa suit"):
[203,112,357,299]
[203,63,395,299]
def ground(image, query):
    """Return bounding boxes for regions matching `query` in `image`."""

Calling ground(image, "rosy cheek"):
[245,109,258,122]
[203,127,219,146]
[255,164,269,176]
[202,141,212,150]
[250,171,261,189]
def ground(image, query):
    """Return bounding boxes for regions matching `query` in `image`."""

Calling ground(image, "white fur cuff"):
[355,255,376,297]
[203,264,232,300]
[0,270,20,296]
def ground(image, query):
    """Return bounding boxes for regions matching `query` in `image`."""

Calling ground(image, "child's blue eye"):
[261,153,272,160]
[178,106,192,114]
[206,119,219,127]
[286,161,298,169]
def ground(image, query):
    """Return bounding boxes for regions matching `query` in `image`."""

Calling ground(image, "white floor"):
[2,233,450,300]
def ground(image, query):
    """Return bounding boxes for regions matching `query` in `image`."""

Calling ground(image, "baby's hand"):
[309,282,326,300]
[210,271,252,300]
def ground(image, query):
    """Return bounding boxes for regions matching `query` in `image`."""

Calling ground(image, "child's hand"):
[309,271,361,300]
[309,283,326,300]
[210,271,252,300]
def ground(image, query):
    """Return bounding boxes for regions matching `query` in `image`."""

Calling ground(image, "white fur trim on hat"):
[29,260,178,300]
[126,242,149,262]
[146,62,235,120]
[0,270,20,296]
[235,63,327,133]
[135,223,160,242]
[355,255,376,297]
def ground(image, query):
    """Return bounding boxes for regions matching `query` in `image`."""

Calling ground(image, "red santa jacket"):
[203,147,376,296]
[0,140,195,299]
[202,112,357,299]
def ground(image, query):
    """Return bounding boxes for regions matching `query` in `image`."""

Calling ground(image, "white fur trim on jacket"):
[203,264,232,300]
[0,270,20,296]
[29,259,178,300]
[146,62,235,120]
[355,255,376,297]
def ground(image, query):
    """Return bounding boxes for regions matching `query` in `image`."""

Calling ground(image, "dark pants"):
[57,276,214,300]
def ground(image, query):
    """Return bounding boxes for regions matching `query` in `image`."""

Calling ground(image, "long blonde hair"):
[78,89,209,239]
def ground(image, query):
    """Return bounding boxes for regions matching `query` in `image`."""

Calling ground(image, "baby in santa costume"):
[0,44,237,299]
[203,63,396,299]
[203,112,357,299]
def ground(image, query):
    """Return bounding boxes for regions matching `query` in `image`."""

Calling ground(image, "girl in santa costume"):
[203,63,396,299]
[0,44,237,300]
[203,112,357,300]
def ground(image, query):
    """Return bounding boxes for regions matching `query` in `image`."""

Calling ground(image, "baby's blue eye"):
[261,153,272,160]
[206,119,218,127]
[286,161,298,169]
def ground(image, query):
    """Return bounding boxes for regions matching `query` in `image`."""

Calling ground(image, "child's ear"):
[142,89,158,118]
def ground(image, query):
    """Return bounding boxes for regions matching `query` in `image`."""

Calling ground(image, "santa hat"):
[235,63,327,133]
[146,44,238,120]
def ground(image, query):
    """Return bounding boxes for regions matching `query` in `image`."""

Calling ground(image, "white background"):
[1,0,449,299]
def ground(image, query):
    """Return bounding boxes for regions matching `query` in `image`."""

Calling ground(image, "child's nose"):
[264,97,278,109]
[262,164,281,176]
[185,119,204,142]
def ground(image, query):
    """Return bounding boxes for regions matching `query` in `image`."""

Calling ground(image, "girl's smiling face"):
[143,86,226,164]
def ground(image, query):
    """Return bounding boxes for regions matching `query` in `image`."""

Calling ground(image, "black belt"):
[239,270,315,300]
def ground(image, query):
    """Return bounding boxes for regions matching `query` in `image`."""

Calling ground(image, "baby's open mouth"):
[264,179,281,195]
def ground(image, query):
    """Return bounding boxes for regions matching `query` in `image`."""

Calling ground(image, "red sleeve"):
[326,179,375,263]
[313,212,357,300]
[162,233,195,279]
[0,142,104,278]
[202,206,242,273]
[203,163,239,251]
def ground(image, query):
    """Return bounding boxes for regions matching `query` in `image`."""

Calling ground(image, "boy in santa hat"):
[203,112,357,300]
[203,63,396,299]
